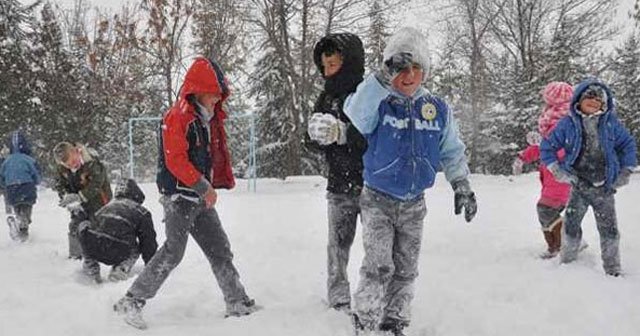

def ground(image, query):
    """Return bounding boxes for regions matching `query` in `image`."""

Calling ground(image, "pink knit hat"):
[539,82,573,138]
[542,81,573,106]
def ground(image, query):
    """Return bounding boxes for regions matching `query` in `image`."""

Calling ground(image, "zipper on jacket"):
[409,99,416,194]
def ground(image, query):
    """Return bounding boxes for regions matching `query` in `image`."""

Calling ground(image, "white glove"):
[512,158,524,175]
[307,113,347,145]
[548,162,577,184]
[59,193,81,207]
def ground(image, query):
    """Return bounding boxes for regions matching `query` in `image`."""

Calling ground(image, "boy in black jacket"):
[78,178,158,282]
[306,32,366,311]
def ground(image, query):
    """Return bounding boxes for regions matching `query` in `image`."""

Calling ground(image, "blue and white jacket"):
[344,74,470,201]
[0,131,40,206]
[540,79,637,189]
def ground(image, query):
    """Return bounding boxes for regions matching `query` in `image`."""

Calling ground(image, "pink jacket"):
[518,145,571,208]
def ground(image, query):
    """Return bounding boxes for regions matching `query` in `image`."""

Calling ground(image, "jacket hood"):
[313,33,365,95]
[383,27,430,75]
[114,178,145,204]
[178,57,230,116]
[570,79,614,116]
[8,130,32,155]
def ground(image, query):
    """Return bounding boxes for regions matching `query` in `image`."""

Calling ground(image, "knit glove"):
[613,168,633,189]
[375,52,414,87]
[512,158,524,175]
[59,193,83,213]
[547,162,577,184]
[307,113,347,145]
[452,179,477,222]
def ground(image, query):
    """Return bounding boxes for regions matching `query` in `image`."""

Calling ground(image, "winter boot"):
[7,215,19,241]
[352,313,384,335]
[17,217,29,242]
[108,263,133,282]
[379,318,408,336]
[540,219,562,259]
[225,298,259,317]
[114,294,147,329]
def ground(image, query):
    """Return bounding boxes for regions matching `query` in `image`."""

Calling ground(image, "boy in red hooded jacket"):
[114,57,256,329]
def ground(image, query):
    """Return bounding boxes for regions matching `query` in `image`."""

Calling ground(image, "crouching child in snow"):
[52,142,112,263]
[77,178,158,282]
[344,27,477,336]
[114,57,257,330]
[0,131,41,242]
[541,79,637,277]
[306,32,367,311]
[512,82,573,259]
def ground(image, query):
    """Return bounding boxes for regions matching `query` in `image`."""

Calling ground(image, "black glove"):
[375,52,414,87]
[452,179,477,222]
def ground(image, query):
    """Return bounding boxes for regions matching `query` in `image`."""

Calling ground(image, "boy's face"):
[579,96,604,115]
[62,149,82,171]
[321,52,343,78]
[196,93,222,113]
[391,64,423,97]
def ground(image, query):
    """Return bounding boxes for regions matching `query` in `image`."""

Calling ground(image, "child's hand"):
[203,187,217,208]
[512,158,524,175]
[547,162,577,184]
[452,179,477,222]
[59,193,82,208]
[307,113,346,145]
[613,168,633,189]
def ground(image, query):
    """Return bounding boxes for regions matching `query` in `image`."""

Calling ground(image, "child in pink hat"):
[512,81,573,258]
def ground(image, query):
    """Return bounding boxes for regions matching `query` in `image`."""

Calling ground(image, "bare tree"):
[139,0,195,107]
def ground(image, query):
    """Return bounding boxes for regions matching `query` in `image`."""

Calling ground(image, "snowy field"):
[1,173,639,336]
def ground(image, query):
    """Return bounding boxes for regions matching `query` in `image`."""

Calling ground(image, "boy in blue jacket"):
[541,79,637,277]
[0,131,40,242]
[344,27,477,336]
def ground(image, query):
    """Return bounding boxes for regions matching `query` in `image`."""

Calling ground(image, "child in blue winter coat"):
[344,27,477,336]
[541,79,637,277]
[0,131,41,242]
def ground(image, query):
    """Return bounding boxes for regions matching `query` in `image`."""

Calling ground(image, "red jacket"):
[518,145,570,208]
[157,57,235,196]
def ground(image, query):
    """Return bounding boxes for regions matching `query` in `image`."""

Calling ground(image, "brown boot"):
[540,218,562,259]
[550,219,563,254]
[540,230,557,259]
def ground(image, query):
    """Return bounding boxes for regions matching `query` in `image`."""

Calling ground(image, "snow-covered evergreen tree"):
[610,32,640,146]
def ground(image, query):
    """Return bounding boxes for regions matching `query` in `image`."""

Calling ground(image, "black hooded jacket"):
[308,33,367,195]
[79,179,158,265]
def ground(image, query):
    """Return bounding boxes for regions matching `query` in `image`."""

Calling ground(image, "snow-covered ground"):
[1,174,639,336]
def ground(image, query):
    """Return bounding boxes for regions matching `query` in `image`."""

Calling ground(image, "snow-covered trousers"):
[127,197,249,304]
[561,185,620,274]
[68,211,87,259]
[353,186,426,329]
[326,192,360,307]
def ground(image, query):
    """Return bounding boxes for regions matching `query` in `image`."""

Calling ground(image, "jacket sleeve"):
[439,108,470,183]
[52,166,73,199]
[136,209,158,264]
[540,119,568,166]
[29,158,41,185]
[613,118,638,169]
[518,145,540,164]
[79,160,109,204]
[162,111,204,187]
[344,73,390,135]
